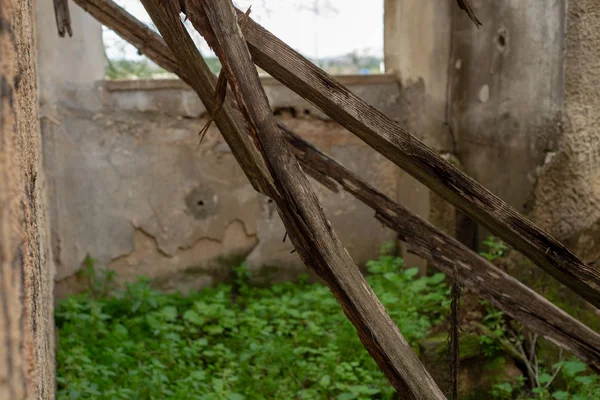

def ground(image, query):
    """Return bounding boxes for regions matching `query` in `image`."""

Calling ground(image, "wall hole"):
[185,185,218,220]
[498,35,506,47]
[273,107,298,118]
[496,28,508,52]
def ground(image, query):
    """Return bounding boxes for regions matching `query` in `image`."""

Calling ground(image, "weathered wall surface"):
[384,0,458,271]
[384,0,454,152]
[531,0,600,267]
[48,74,432,296]
[0,0,55,397]
[448,0,565,215]
[444,0,600,267]
[44,0,600,300]
[34,1,450,297]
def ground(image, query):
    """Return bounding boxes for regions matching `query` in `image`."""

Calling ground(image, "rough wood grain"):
[183,0,446,397]
[1,0,55,397]
[281,125,600,373]
[222,7,600,310]
[72,0,600,373]
[139,0,444,397]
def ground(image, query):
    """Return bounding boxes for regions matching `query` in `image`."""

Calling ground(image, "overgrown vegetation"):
[475,238,600,400]
[56,249,448,399]
[56,241,599,399]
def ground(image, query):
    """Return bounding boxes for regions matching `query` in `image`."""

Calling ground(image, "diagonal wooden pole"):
[282,124,600,372]
[70,0,600,372]
[140,0,446,398]
[182,5,600,310]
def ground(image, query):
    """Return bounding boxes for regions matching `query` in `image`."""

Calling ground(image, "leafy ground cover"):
[56,252,448,399]
[56,242,600,399]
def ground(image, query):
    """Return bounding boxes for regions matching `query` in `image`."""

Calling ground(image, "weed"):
[56,250,448,399]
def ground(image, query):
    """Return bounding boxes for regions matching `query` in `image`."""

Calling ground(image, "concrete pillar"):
[384,0,454,272]
[384,0,453,143]
[35,1,106,286]
[448,0,565,249]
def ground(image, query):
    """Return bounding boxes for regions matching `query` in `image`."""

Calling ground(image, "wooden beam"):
[218,6,600,309]
[71,0,180,78]
[281,124,600,372]
[139,0,446,397]
[1,0,55,397]
[71,0,600,373]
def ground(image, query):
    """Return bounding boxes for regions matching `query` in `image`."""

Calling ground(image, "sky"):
[104,0,384,61]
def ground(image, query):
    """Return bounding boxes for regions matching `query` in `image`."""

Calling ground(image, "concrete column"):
[448,1,565,219]
[35,1,106,286]
[384,0,453,144]
[384,0,454,272]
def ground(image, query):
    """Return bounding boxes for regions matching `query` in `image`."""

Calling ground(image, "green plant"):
[476,238,510,356]
[56,251,449,399]
[76,255,117,299]
[480,236,509,262]
[492,359,600,400]
[477,300,509,357]
[491,376,526,400]
[474,239,600,400]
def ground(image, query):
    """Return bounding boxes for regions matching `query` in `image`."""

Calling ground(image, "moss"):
[427,332,483,360]
[460,333,484,360]
[421,332,521,397]
[484,355,507,374]
[464,389,492,400]
[214,254,248,270]
[255,264,282,278]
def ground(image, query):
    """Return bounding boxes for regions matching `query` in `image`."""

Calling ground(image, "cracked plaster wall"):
[35,0,432,297]
[48,77,432,296]
[41,0,600,300]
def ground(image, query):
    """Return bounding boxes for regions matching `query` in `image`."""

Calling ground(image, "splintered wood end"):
[182,0,221,51]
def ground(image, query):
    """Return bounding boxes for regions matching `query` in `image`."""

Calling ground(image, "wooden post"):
[0,0,55,398]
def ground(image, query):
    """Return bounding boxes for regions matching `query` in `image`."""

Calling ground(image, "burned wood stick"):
[220,7,600,310]
[71,0,600,372]
[182,0,445,397]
